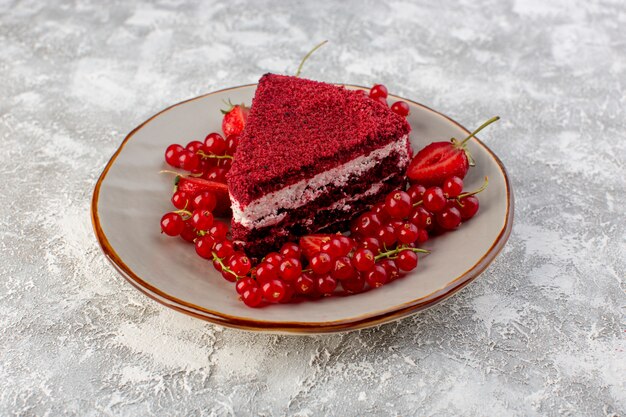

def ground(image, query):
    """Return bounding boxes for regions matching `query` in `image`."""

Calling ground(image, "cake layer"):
[231,134,410,229]
[233,173,404,257]
[231,143,410,240]
[227,74,411,206]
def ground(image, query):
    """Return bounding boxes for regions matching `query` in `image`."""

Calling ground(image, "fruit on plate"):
[407,116,499,186]
[175,175,231,217]
[221,101,249,137]
[156,42,498,307]
[160,162,489,307]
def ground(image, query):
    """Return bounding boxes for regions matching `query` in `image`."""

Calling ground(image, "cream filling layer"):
[231,135,410,229]
[234,176,396,247]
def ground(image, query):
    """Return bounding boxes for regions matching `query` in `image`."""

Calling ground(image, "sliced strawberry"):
[299,234,333,259]
[221,102,249,137]
[407,116,500,187]
[175,175,231,217]
[407,142,469,187]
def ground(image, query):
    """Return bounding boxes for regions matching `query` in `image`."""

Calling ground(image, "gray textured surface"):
[1,0,625,415]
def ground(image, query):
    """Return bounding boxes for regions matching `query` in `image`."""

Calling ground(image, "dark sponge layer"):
[232,148,408,242]
[234,172,405,258]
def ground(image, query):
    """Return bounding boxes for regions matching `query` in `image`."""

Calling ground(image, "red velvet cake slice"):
[227,74,412,256]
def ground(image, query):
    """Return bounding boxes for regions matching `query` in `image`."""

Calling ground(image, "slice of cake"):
[227,74,412,256]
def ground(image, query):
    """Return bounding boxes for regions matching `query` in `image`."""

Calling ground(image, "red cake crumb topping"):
[227,74,410,206]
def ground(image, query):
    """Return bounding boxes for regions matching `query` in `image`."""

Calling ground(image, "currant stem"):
[173,208,193,218]
[374,245,430,261]
[412,200,423,208]
[212,252,241,280]
[457,176,489,199]
[458,116,500,146]
[295,40,328,77]
[160,169,185,176]
[197,150,233,160]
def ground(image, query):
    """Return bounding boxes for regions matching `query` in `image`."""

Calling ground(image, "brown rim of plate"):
[91,83,514,334]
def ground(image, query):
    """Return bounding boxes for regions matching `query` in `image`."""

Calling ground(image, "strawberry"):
[221,100,249,137]
[175,175,231,217]
[407,116,499,187]
[299,234,333,259]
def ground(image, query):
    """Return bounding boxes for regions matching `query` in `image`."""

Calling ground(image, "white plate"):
[92,84,514,334]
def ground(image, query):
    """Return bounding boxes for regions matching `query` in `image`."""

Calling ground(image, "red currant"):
[396,250,418,271]
[179,220,197,243]
[171,191,191,210]
[213,240,234,258]
[212,258,223,272]
[320,237,344,259]
[358,237,381,254]
[390,101,410,117]
[337,235,355,256]
[204,167,228,182]
[376,224,397,247]
[409,206,433,230]
[396,222,419,244]
[255,262,278,283]
[316,275,337,295]
[236,277,256,295]
[355,212,382,237]
[379,259,399,281]
[160,212,184,236]
[371,201,391,223]
[443,176,464,197]
[423,187,446,213]
[365,265,388,288]
[278,258,302,282]
[178,150,200,171]
[228,253,252,276]
[204,132,226,155]
[225,134,239,154]
[221,268,236,282]
[387,219,405,234]
[385,190,412,219]
[341,275,366,293]
[186,140,205,154]
[165,144,184,167]
[369,84,388,99]
[279,282,295,304]
[295,272,316,295]
[331,256,356,281]
[190,191,216,211]
[310,252,333,274]
[194,235,215,259]
[417,229,429,244]
[436,206,462,230]
[191,209,214,231]
[208,221,229,241]
[407,184,426,204]
[262,279,287,303]
[352,248,376,271]
[264,252,284,267]
[242,286,262,307]
[458,195,479,220]
[197,158,212,172]
[217,158,232,170]
[280,242,301,259]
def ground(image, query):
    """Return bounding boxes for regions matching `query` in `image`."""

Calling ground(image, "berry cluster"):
[163,101,248,182]
[160,173,486,308]
[367,84,410,117]
[159,78,497,308]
